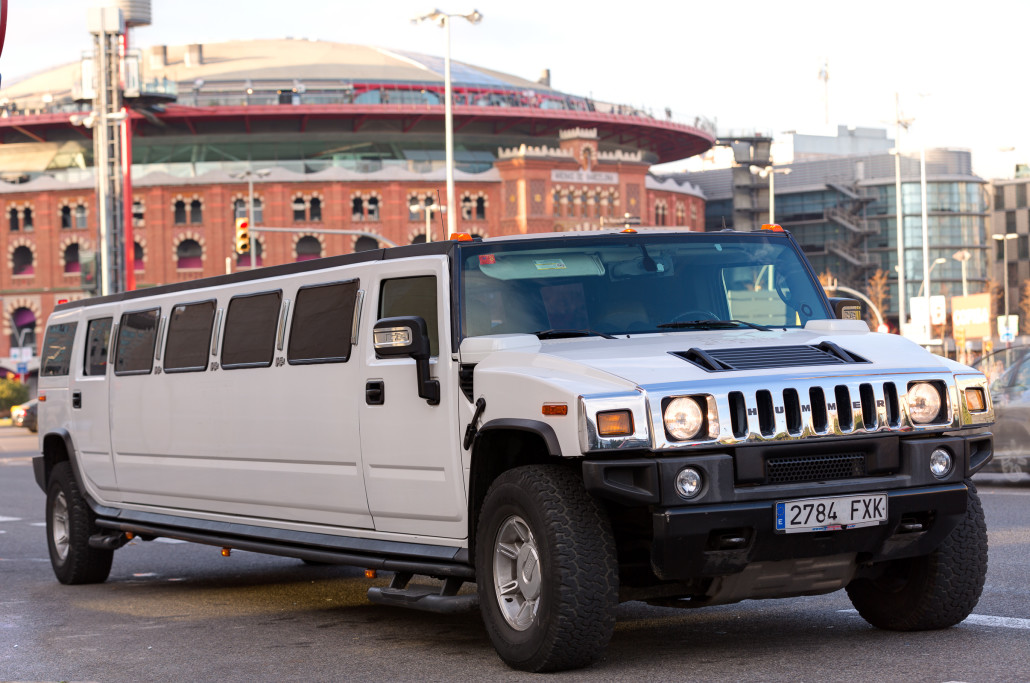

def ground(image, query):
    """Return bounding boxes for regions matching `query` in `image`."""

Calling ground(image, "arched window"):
[189,199,203,224]
[411,234,427,244]
[310,197,322,222]
[23,208,33,230]
[461,196,474,220]
[64,243,81,273]
[354,236,379,252]
[8,207,18,232]
[12,245,34,276]
[9,307,36,351]
[552,189,561,217]
[366,196,379,221]
[476,197,486,220]
[174,200,187,224]
[233,198,247,220]
[295,236,321,262]
[236,240,264,268]
[75,204,87,229]
[134,242,145,272]
[292,196,307,222]
[176,239,203,270]
[61,205,72,229]
[675,203,686,226]
[352,197,365,222]
[132,200,145,227]
[654,200,668,226]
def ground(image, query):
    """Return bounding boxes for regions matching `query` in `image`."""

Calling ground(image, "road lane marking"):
[0,516,21,522]
[839,609,1030,629]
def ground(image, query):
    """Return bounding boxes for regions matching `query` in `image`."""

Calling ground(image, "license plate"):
[775,493,887,534]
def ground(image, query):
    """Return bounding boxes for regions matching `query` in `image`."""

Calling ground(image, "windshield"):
[457,233,831,338]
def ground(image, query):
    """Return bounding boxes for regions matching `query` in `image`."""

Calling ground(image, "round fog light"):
[675,467,704,499]
[929,448,953,479]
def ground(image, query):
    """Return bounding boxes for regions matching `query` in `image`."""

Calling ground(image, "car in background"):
[976,347,1030,476]
[11,398,37,432]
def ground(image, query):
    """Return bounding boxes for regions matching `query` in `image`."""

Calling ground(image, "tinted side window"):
[380,276,438,356]
[165,300,216,373]
[288,281,359,365]
[115,308,160,375]
[84,318,113,376]
[41,322,78,377]
[222,291,282,369]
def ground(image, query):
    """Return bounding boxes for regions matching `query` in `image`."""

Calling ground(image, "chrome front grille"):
[642,372,955,450]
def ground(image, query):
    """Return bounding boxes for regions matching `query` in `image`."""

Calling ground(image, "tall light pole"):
[992,233,1018,340]
[750,165,791,224]
[230,168,271,269]
[917,257,947,297]
[893,93,913,331]
[413,8,482,237]
[952,249,971,297]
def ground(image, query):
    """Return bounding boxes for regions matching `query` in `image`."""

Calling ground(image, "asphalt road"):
[2,426,1029,682]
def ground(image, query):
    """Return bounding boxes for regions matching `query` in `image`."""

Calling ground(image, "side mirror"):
[373,316,439,405]
[827,297,863,321]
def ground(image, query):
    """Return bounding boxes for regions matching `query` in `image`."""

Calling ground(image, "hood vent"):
[673,342,869,373]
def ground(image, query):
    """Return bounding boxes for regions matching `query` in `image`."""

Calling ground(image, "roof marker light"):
[761,224,784,231]
[449,232,473,241]
[620,227,637,233]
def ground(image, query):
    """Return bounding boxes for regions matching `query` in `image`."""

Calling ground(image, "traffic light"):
[235,217,250,254]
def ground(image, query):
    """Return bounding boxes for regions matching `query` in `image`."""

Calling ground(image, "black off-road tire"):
[476,465,618,672]
[46,462,114,585]
[845,479,987,630]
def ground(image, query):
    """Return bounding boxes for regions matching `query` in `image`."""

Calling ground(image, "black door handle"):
[365,380,385,405]
[72,391,82,409]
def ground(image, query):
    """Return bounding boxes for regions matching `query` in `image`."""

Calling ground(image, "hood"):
[470,323,964,390]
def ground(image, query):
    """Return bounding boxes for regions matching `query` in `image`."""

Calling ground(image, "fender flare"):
[476,418,562,457]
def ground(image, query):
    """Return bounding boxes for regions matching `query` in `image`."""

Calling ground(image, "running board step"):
[367,573,479,614]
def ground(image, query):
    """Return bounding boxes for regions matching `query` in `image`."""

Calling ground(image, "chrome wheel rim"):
[51,491,70,562]
[492,514,541,631]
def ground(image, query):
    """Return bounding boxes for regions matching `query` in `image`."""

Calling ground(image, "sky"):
[3,0,1028,179]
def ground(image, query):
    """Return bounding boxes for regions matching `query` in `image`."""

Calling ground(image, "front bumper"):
[583,432,991,581]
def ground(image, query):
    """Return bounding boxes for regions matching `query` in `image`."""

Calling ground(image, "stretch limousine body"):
[34,228,994,671]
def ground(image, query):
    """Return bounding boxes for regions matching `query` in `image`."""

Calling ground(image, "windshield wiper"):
[535,328,617,340]
[657,319,771,331]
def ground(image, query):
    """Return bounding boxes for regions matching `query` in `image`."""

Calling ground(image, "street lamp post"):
[413,9,482,238]
[916,257,947,298]
[952,249,971,297]
[992,233,1019,342]
[409,199,445,242]
[230,168,271,269]
[750,165,791,224]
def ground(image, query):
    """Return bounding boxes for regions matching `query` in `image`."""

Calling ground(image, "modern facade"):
[675,135,989,331]
[0,39,711,364]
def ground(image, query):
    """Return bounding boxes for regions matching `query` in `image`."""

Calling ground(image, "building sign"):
[550,170,618,184]
[951,293,992,339]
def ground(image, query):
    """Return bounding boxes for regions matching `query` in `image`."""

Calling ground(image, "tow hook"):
[463,398,487,450]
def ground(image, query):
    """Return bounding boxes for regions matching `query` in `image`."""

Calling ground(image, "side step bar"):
[367,572,479,614]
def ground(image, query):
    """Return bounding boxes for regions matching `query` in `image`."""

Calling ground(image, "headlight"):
[664,397,705,440]
[906,382,942,424]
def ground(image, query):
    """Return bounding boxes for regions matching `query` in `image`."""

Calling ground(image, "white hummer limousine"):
[35,228,994,672]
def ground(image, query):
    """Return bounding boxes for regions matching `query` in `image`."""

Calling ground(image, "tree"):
[818,268,837,290]
[1020,280,1030,336]
[865,269,890,328]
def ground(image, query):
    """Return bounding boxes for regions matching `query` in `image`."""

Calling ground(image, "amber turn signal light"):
[964,388,986,412]
[597,410,633,436]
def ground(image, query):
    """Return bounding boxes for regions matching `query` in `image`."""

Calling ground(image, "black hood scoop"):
[672,342,870,373]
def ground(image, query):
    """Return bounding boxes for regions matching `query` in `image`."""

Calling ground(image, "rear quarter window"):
[222,291,282,369]
[41,322,78,377]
